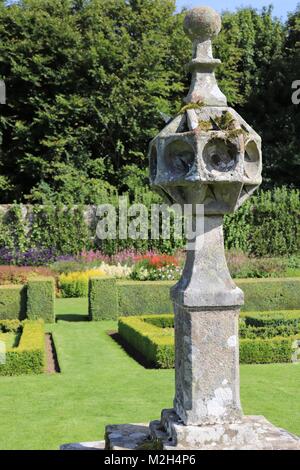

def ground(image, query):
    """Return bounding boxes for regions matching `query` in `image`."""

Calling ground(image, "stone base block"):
[60,412,300,450]
[105,423,151,450]
[60,441,105,450]
[150,409,300,450]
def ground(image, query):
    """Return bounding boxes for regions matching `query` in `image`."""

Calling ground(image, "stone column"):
[171,215,243,426]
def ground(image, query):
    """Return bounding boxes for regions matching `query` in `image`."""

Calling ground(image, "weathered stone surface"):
[61,417,300,451]
[60,441,105,450]
[150,411,300,450]
[171,215,244,307]
[173,305,242,425]
[105,424,150,450]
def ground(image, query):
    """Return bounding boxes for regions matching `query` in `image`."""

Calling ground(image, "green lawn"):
[0,304,299,449]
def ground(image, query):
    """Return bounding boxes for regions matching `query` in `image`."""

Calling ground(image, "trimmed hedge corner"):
[118,315,174,368]
[89,277,118,320]
[0,285,27,320]
[27,277,55,323]
[0,320,45,376]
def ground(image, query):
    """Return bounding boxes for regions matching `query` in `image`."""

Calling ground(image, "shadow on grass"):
[108,330,155,369]
[56,313,89,322]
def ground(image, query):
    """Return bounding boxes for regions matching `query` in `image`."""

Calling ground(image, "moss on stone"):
[177,101,204,115]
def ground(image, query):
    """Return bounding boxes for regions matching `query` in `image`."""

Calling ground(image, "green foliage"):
[0,0,188,202]
[0,2,298,200]
[87,277,300,319]
[88,276,118,320]
[0,186,298,257]
[29,204,93,254]
[240,323,300,339]
[0,319,21,333]
[143,313,174,328]
[0,285,27,320]
[118,314,299,367]
[239,278,300,312]
[27,277,55,323]
[239,337,296,364]
[240,310,300,339]
[0,320,45,376]
[244,310,300,328]
[118,316,174,368]
[224,188,300,256]
[117,280,173,317]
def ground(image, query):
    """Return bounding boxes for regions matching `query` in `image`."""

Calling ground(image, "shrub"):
[118,316,174,368]
[89,277,118,321]
[239,278,300,311]
[117,280,174,316]
[0,319,21,332]
[0,266,56,285]
[244,310,300,328]
[27,277,55,323]
[59,268,105,297]
[239,336,297,364]
[0,320,45,376]
[0,285,26,320]
[226,251,287,279]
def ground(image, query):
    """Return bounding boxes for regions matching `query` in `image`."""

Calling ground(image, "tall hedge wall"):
[88,278,300,320]
[0,285,26,320]
[0,278,55,322]
[27,277,55,323]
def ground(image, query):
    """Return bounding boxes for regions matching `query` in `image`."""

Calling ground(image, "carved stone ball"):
[183,6,221,42]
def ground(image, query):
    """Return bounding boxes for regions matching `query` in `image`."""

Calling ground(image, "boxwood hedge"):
[0,277,55,322]
[0,319,45,376]
[118,313,300,367]
[89,278,300,320]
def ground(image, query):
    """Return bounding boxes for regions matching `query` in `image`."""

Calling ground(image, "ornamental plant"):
[130,254,182,281]
[59,268,105,298]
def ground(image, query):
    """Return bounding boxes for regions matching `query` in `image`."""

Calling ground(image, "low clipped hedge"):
[240,310,300,339]
[118,315,174,368]
[118,313,300,367]
[0,285,27,320]
[243,310,300,327]
[0,319,45,375]
[239,336,299,364]
[27,277,55,323]
[89,278,300,320]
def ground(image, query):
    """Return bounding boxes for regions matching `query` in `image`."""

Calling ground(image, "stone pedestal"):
[173,305,241,426]
[150,410,300,450]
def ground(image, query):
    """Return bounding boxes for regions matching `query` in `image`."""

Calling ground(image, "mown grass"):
[0,298,299,449]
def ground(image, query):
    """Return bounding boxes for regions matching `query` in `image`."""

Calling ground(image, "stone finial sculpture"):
[146,6,300,449]
[148,4,263,430]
